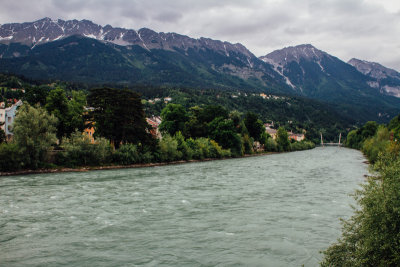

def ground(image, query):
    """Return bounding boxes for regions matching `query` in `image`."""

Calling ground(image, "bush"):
[362,126,390,163]
[0,143,23,171]
[175,131,193,160]
[209,140,231,158]
[290,140,315,151]
[264,138,278,152]
[186,137,230,160]
[56,131,112,167]
[158,135,182,162]
[113,144,141,165]
[321,149,400,266]
[242,134,254,154]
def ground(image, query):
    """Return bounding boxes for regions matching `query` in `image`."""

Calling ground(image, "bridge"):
[319,133,343,147]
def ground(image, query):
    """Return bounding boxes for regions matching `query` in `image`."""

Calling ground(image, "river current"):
[0,147,368,266]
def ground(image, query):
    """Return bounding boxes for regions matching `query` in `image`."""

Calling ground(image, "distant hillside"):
[0,18,399,123]
[260,44,400,122]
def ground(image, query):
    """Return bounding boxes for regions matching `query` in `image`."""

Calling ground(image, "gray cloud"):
[0,0,399,70]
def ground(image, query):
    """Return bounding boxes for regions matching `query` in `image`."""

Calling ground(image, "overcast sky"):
[1,0,399,70]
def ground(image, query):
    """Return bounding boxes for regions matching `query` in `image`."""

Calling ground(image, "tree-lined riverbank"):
[321,115,400,266]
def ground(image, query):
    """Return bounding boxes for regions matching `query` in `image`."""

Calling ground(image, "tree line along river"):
[0,147,368,266]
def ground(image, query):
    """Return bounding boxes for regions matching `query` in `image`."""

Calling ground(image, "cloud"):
[0,0,399,70]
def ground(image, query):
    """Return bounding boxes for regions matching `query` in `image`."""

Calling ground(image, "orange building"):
[83,123,95,144]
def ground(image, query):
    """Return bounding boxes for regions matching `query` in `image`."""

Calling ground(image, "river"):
[0,147,368,266]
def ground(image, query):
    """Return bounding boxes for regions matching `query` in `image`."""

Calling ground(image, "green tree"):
[45,88,69,140]
[159,103,189,136]
[244,112,264,141]
[388,114,400,141]
[321,150,400,266]
[13,104,58,169]
[67,90,86,134]
[87,87,154,149]
[276,126,290,151]
[184,106,207,138]
[361,121,378,139]
[208,117,243,156]
[198,105,229,123]
[0,124,5,144]
[24,85,50,106]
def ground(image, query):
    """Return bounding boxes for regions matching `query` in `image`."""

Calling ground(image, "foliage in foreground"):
[321,116,400,266]
[321,145,400,266]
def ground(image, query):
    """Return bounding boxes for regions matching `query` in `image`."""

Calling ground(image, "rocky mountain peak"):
[348,58,400,80]
[260,44,330,67]
[349,58,400,98]
[0,18,257,65]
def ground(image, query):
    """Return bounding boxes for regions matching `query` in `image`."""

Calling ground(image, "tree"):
[0,122,5,144]
[321,150,400,266]
[184,106,207,138]
[45,88,69,140]
[24,85,50,106]
[67,90,86,134]
[159,103,189,136]
[388,114,400,141]
[197,105,229,123]
[276,126,290,151]
[87,87,154,149]
[46,88,87,141]
[208,117,243,156]
[13,104,58,169]
[361,121,378,139]
[244,112,264,141]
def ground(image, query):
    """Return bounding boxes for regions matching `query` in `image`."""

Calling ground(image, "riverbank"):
[0,151,282,177]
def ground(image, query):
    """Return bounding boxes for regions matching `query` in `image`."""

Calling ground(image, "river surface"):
[0,147,368,266]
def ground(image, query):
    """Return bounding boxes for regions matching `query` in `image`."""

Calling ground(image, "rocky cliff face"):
[0,18,256,64]
[259,44,350,93]
[348,58,400,97]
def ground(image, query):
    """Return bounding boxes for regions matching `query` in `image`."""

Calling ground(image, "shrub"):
[56,131,112,167]
[264,138,278,152]
[113,144,141,165]
[175,131,193,160]
[0,143,23,171]
[321,150,400,266]
[242,134,254,154]
[290,140,315,151]
[362,126,390,163]
[158,135,182,162]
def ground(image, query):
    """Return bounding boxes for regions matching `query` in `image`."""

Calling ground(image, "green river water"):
[0,147,368,266]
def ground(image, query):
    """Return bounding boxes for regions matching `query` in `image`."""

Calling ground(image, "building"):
[146,116,162,139]
[2,100,22,141]
[289,132,305,142]
[0,107,5,132]
[265,126,277,139]
[0,100,22,141]
[83,124,95,144]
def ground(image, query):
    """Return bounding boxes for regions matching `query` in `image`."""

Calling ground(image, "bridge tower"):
[320,132,324,147]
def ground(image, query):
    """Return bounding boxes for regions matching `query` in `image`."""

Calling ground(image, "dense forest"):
[0,73,355,143]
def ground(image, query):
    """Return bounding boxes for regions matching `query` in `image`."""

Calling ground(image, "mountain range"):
[0,18,400,123]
